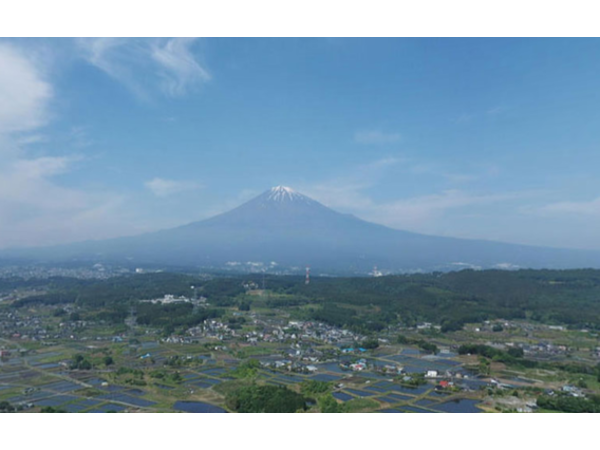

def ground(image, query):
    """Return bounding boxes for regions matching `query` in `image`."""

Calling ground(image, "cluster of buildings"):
[243,319,364,346]
[186,319,237,341]
[340,358,368,371]
[560,384,585,397]
[173,316,366,348]
[479,339,570,358]
[0,311,49,341]
[523,342,569,357]
[0,306,93,343]
[0,264,130,280]
[141,294,207,306]
[258,355,319,373]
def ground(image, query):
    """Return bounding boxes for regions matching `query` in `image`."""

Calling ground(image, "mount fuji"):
[4,185,600,273]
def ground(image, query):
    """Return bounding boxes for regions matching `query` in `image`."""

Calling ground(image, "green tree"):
[319,394,341,413]
[238,302,251,311]
[226,384,307,413]
[230,359,261,379]
[40,406,66,413]
[396,334,410,344]
[361,338,379,350]
[507,347,524,358]
[478,357,491,376]
[0,401,14,412]
[79,359,92,370]
[71,354,84,367]
[172,372,182,384]
[418,341,439,354]
[300,380,331,396]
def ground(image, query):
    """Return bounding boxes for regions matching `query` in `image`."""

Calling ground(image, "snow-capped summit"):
[254,186,316,207]
[189,186,328,226]
[267,186,302,202]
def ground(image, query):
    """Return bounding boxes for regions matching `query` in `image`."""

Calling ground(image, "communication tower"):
[126,304,137,336]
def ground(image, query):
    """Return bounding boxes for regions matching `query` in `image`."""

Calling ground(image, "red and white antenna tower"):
[305,266,310,285]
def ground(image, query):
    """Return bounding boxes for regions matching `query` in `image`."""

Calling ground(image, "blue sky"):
[1,37,600,249]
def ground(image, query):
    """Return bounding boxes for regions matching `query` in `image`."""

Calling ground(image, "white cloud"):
[68,126,93,148]
[366,190,519,230]
[454,113,474,124]
[487,105,508,115]
[0,42,140,249]
[301,157,404,210]
[16,134,47,145]
[534,197,600,217]
[77,38,210,99]
[12,155,74,179]
[409,162,488,185]
[301,157,521,232]
[0,151,136,247]
[145,177,201,198]
[354,130,401,145]
[312,184,518,231]
[454,106,508,124]
[150,38,210,97]
[0,43,52,133]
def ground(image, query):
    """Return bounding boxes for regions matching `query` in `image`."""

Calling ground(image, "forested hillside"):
[5,269,600,332]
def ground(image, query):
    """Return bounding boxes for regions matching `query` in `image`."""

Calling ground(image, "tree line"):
[8,268,600,331]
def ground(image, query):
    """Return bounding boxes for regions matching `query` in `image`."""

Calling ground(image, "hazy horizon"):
[4,184,600,255]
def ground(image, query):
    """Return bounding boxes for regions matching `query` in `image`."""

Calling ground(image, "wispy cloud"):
[68,126,93,149]
[301,157,404,210]
[11,155,77,179]
[145,177,201,198]
[455,106,508,124]
[76,38,210,99]
[301,157,521,232]
[409,163,480,185]
[16,134,47,146]
[354,130,401,145]
[366,190,522,230]
[454,113,474,124]
[0,150,134,247]
[0,42,140,248]
[533,197,600,217]
[0,43,52,134]
[150,38,210,97]
[487,105,508,115]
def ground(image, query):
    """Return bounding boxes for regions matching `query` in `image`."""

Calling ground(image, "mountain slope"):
[4,186,600,273]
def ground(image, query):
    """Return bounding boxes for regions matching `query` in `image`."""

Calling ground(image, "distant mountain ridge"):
[4,185,600,273]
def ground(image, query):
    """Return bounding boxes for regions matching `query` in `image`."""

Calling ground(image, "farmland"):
[2,270,600,413]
